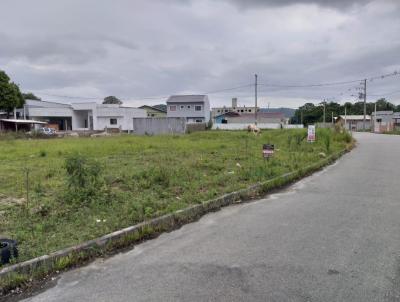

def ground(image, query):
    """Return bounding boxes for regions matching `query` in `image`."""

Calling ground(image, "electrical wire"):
[35,71,399,102]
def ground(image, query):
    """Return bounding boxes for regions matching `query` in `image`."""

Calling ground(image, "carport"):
[0,119,47,132]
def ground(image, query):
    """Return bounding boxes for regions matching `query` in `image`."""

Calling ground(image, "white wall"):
[212,123,282,130]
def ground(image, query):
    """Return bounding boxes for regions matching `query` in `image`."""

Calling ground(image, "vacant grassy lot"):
[0,129,351,263]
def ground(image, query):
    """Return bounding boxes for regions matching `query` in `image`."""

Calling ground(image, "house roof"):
[339,115,371,120]
[0,119,47,124]
[167,95,208,103]
[139,105,167,113]
[371,111,394,115]
[214,111,240,119]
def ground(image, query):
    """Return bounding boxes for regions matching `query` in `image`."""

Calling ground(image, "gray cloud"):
[0,0,399,108]
[221,0,373,10]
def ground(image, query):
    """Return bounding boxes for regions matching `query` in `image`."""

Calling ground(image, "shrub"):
[323,133,331,153]
[63,154,105,204]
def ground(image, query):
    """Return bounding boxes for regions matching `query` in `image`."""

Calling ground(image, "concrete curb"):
[0,147,350,290]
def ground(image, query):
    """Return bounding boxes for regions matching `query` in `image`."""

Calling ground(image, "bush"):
[63,154,106,204]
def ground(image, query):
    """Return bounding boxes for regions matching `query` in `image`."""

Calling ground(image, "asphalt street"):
[21,133,400,302]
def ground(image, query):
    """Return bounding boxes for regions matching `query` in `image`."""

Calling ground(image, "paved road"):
[22,133,400,302]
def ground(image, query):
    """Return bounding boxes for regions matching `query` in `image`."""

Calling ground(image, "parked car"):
[38,127,56,135]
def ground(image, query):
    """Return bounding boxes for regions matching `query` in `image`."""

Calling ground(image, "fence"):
[133,117,186,135]
[212,123,304,130]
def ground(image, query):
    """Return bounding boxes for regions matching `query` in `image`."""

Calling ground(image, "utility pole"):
[323,100,326,128]
[344,106,347,130]
[300,110,303,125]
[363,79,367,131]
[331,111,334,125]
[374,102,377,133]
[255,74,258,125]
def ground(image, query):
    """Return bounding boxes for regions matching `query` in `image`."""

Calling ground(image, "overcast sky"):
[0,0,399,108]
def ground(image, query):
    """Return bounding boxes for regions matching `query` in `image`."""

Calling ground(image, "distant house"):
[21,99,147,131]
[214,112,288,125]
[166,95,210,124]
[336,115,371,131]
[139,105,167,118]
[211,98,258,118]
[371,111,400,132]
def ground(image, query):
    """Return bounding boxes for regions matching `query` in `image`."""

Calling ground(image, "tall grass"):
[0,129,351,263]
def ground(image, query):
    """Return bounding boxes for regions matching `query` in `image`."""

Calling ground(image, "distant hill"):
[260,107,296,118]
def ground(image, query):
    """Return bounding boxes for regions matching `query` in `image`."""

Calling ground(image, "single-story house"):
[371,111,400,132]
[166,95,210,124]
[21,99,147,131]
[336,115,371,131]
[139,105,167,118]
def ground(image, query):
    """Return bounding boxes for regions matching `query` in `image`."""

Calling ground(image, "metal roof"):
[0,119,47,124]
[166,95,208,103]
[339,115,371,120]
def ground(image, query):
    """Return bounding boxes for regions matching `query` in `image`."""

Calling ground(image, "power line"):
[38,93,100,100]
[38,83,254,102]
[368,89,400,97]
[35,70,399,103]
[259,70,400,89]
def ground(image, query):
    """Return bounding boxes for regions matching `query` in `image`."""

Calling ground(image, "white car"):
[39,127,56,135]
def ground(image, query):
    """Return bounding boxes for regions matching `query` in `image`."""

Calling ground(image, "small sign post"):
[262,144,274,161]
[307,125,316,143]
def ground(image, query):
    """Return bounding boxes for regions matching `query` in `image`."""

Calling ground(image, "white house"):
[336,115,371,131]
[166,95,210,123]
[23,100,147,131]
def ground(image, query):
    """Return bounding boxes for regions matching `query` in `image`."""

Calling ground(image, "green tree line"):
[291,98,400,125]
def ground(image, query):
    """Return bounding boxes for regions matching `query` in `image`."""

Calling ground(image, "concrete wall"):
[212,106,257,117]
[344,120,371,131]
[212,123,282,130]
[133,117,186,135]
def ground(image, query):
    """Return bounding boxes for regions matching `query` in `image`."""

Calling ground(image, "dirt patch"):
[0,197,25,207]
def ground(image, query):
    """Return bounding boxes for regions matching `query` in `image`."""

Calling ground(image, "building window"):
[187,105,191,109]
[180,105,185,110]
[195,105,202,111]
[195,119,203,123]
[248,109,252,112]
[110,118,117,125]
[169,105,177,111]
[377,118,382,123]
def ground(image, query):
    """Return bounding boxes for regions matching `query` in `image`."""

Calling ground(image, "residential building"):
[22,100,147,131]
[371,111,400,132]
[211,98,258,118]
[336,115,371,131]
[139,105,167,118]
[166,95,210,123]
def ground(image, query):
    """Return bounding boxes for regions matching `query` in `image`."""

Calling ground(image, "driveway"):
[21,133,400,302]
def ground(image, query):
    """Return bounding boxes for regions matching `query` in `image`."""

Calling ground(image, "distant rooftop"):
[339,115,371,120]
[167,95,208,103]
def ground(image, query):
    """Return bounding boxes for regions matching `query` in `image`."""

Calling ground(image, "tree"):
[0,70,25,117]
[22,92,41,101]
[103,96,122,105]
